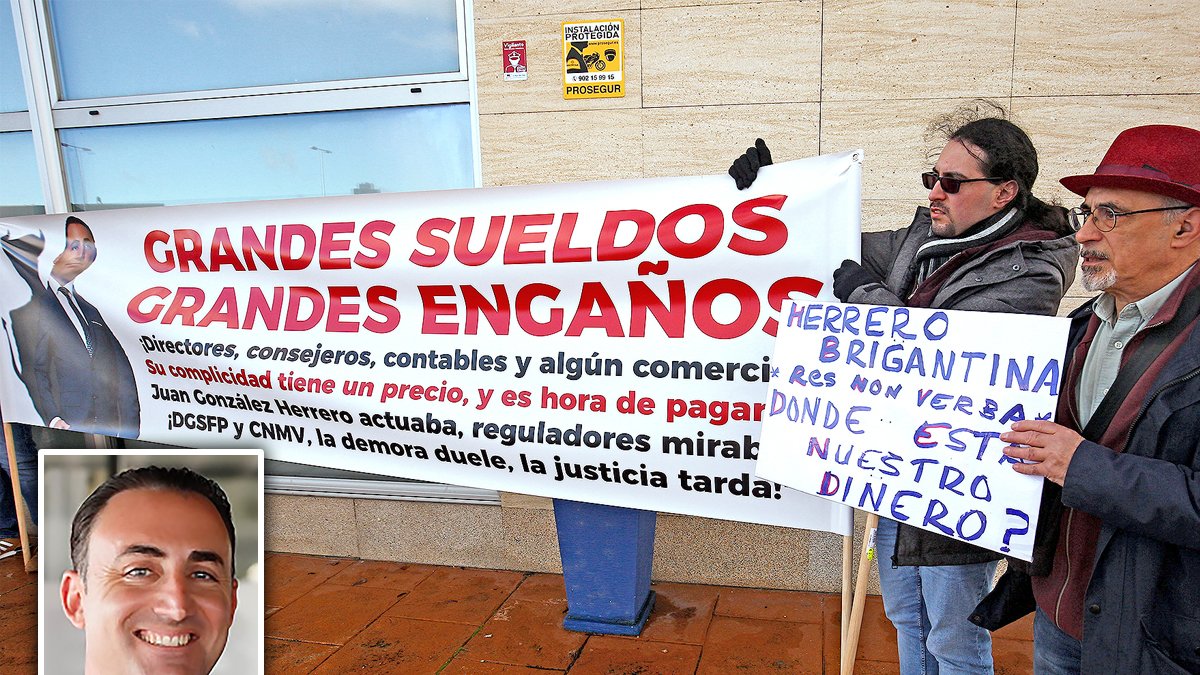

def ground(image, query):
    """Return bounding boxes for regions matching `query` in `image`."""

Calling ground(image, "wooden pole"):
[841,513,878,675]
[841,533,853,649]
[3,421,36,572]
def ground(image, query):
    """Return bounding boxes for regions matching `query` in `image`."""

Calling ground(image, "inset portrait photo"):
[39,450,263,675]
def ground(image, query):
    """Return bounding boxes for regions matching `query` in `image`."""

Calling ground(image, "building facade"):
[4,0,1198,591]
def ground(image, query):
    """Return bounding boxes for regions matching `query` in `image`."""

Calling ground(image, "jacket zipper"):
[1053,509,1073,626]
[1053,321,1088,626]
[1051,359,1200,627]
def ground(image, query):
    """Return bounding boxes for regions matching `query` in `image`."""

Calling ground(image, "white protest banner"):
[0,151,862,533]
[756,301,1070,560]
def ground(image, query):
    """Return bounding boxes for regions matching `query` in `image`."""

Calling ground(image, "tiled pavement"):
[0,546,1035,673]
[0,539,37,673]
[260,552,1036,674]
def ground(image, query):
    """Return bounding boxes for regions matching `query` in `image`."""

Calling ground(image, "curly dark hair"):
[926,101,1068,232]
[69,465,236,581]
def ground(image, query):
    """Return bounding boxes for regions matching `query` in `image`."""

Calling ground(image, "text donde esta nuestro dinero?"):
[123,196,821,339]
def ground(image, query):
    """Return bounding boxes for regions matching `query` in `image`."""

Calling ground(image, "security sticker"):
[503,40,527,81]
[562,20,624,100]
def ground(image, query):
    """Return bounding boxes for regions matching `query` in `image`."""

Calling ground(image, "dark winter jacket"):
[974,267,1200,674]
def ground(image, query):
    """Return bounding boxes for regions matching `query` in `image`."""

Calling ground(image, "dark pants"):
[0,423,37,537]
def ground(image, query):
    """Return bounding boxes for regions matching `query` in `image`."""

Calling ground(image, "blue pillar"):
[552,498,656,635]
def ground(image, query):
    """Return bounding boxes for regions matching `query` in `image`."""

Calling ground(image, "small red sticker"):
[503,40,527,81]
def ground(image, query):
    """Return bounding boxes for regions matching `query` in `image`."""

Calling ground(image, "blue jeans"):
[0,423,37,537]
[875,517,998,675]
[1033,608,1081,675]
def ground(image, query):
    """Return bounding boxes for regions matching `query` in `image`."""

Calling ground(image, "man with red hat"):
[974,124,1200,674]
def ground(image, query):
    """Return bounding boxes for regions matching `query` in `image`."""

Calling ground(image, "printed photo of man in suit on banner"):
[4,216,140,439]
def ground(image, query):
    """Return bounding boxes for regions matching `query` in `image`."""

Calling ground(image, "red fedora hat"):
[1061,124,1200,205]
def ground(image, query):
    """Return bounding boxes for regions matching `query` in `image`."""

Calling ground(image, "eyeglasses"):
[921,171,1004,194]
[1069,205,1190,232]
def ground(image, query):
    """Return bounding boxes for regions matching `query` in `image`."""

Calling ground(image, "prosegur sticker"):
[562,19,624,100]
[503,40,527,81]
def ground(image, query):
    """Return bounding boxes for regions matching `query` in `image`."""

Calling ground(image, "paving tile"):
[326,559,437,591]
[310,616,477,674]
[458,574,586,670]
[715,586,824,624]
[248,557,1030,675]
[442,658,564,675]
[993,637,1034,675]
[0,628,35,674]
[823,594,899,668]
[387,566,524,625]
[265,638,339,674]
[629,581,720,645]
[696,615,823,675]
[0,582,37,634]
[0,558,34,594]
[264,553,354,608]
[848,661,902,675]
[266,583,403,644]
[570,635,702,675]
[0,540,32,593]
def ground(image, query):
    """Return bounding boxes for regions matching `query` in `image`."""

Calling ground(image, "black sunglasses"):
[921,171,1004,194]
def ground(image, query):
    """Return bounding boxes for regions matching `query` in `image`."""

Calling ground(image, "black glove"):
[728,138,773,190]
[832,259,880,302]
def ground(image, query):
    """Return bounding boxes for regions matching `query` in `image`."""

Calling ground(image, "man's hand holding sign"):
[1002,420,1082,486]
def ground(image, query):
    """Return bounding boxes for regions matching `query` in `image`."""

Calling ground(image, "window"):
[60,105,473,209]
[48,0,462,100]
[0,131,43,215]
[0,1,25,112]
[3,0,484,501]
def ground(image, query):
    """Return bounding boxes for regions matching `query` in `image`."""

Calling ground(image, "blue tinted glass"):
[1,3,26,112]
[0,132,44,215]
[59,105,473,209]
[49,0,461,99]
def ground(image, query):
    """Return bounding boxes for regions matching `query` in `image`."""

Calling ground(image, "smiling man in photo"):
[59,466,238,675]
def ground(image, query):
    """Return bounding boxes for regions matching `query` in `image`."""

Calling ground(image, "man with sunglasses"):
[731,115,1079,675]
[974,124,1200,674]
[12,216,140,438]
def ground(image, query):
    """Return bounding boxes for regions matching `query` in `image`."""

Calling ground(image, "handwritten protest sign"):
[756,301,1070,560]
[0,152,862,534]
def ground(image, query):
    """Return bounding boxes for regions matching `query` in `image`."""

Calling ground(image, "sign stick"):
[3,421,35,572]
[841,533,852,649]
[841,513,878,675]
